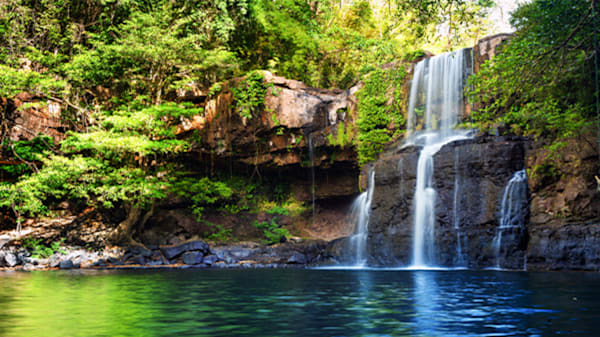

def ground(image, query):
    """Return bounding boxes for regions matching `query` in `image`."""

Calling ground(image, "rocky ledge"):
[0,239,327,271]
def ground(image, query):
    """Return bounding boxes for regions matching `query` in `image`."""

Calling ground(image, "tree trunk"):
[109,203,142,245]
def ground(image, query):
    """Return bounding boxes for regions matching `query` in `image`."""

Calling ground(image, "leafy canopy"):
[468,0,597,151]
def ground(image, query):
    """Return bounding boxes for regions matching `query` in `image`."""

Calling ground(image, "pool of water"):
[0,268,599,336]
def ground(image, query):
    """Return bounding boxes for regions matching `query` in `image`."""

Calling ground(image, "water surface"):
[1,269,598,336]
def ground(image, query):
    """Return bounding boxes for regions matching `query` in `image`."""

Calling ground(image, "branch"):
[536,3,594,60]
[10,143,38,173]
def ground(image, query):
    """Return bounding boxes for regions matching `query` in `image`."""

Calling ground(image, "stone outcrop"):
[0,239,326,270]
[526,221,600,270]
[325,133,600,271]
[525,135,600,270]
[178,71,362,201]
[473,33,513,73]
[0,93,65,144]
[360,136,528,268]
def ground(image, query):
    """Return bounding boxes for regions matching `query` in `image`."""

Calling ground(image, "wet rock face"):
[525,135,600,270]
[366,136,528,268]
[181,71,361,200]
[527,136,600,225]
[473,33,513,73]
[527,222,600,271]
[1,94,65,144]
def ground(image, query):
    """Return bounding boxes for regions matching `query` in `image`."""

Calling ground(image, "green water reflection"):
[0,269,599,336]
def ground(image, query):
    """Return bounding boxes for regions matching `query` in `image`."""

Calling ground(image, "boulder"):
[160,240,209,260]
[176,71,361,202]
[23,263,36,271]
[146,259,164,266]
[182,252,204,265]
[130,255,146,265]
[287,252,307,264]
[129,246,153,257]
[49,254,63,268]
[59,259,74,269]
[202,255,218,266]
[4,252,18,267]
[93,259,107,267]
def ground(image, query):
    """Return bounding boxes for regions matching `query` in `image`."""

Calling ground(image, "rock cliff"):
[360,136,528,268]
[525,136,600,270]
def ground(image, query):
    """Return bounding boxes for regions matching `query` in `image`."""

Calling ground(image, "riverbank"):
[0,235,329,271]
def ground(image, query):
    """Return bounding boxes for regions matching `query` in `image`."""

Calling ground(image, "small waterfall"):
[407,49,473,268]
[493,170,528,268]
[453,148,465,267]
[349,169,375,266]
[308,134,316,224]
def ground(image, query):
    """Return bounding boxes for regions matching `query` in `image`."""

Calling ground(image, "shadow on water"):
[0,269,599,336]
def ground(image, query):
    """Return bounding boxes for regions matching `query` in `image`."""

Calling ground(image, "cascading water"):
[493,169,528,268]
[453,148,465,267]
[406,48,473,268]
[349,169,375,266]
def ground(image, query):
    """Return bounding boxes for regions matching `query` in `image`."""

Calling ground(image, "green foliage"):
[64,8,239,104]
[1,0,246,107]
[402,49,426,62]
[62,103,200,159]
[172,177,233,220]
[0,64,66,98]
[528,161,560,187]
[327,122,354,148]
[23,238,66,259]
[0,134,54,176]
[0,103,203,224]
[330,123,345,147]
[468,0,597,149]
[207,226,233,242]
[396,0,493,51]
[253,217,290,244]
[0,155,105,217]
[265,205,290,216]
[203,222,234,242]
[336,123,346,147]
[356,67,406,165]
[233,0,320,84]
[231,71,270,119]
[0,0,498,234]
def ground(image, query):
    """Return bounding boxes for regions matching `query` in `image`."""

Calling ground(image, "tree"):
[468,0,598,151]
[395,0,494,51]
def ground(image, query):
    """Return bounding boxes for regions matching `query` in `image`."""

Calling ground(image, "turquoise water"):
[0,268,599,336]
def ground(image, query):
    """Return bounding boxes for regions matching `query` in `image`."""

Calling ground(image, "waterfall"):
[453,148,465,267]
[407,49,473,268]
[349,169,375,266]
[493,170,528,268]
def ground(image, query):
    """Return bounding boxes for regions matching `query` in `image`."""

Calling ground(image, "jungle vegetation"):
[0,0,597,242]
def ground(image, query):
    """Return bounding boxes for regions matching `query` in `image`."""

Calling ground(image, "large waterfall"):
[406,49,472,268]
[349,169,375,266]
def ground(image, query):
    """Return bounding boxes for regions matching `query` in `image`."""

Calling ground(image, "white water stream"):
[349,169,375,266]
[406,49,472,268]
[493,169,528,268]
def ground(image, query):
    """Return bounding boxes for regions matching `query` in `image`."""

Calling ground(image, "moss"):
[327,133,336,146]
[402,49,426,62]
[336,123,346,148]
[355,67,406,165]
[231,71,271,120]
